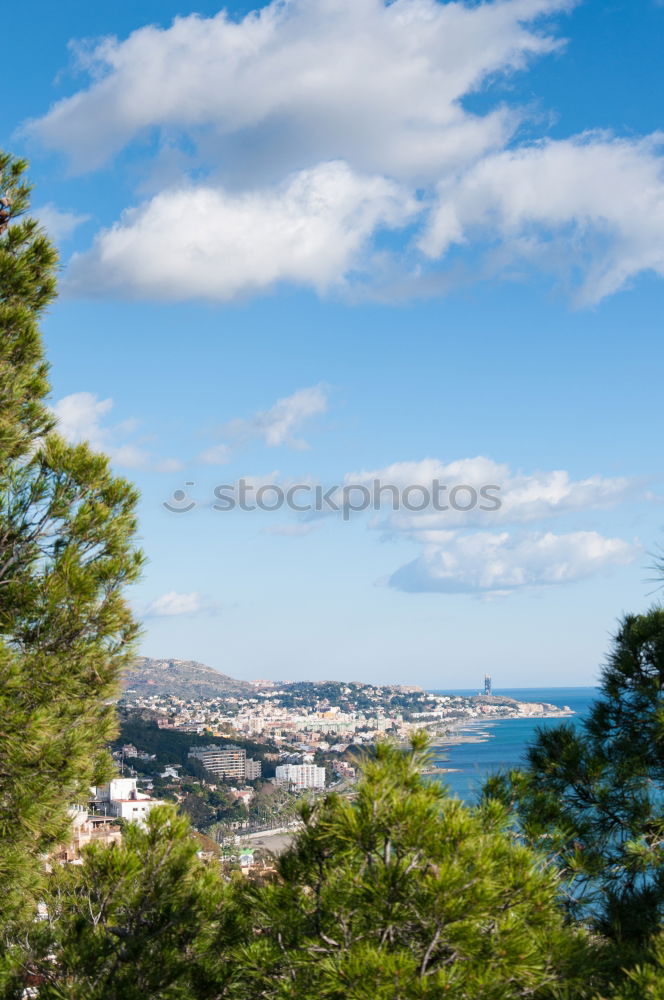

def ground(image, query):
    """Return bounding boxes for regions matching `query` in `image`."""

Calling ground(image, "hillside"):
[122,657,253,699]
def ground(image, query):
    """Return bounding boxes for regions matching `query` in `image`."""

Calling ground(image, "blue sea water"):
[426,687,598,802]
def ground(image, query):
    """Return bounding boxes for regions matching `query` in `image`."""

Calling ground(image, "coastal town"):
[57,660,574,875]
[4,6,661,991]
[121,671,574,751]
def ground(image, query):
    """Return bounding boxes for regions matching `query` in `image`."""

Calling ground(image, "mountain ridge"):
[122,657,253,698]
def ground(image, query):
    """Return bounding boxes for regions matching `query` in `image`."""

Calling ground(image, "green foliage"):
[0,151,56,463]
[179,791,217,829]
[589,933,664,999]
[221,736,596,999]
[484,607,664,947]
[17,806,225,1000]
[9,738,605,999]
[0,152,143,941]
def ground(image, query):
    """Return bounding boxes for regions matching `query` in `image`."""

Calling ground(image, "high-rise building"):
[188,744,261,780]
[484,674,492,695]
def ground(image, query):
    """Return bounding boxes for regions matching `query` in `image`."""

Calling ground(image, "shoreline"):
[427,708,575,752]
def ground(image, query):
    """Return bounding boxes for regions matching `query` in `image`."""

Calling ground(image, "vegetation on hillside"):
[114,711,279,770]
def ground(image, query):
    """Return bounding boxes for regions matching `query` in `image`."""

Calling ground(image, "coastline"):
[419,707,576,774]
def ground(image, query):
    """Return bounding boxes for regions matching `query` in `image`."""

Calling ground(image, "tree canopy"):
[14,738,598,1000]
[485,607,664,947]
[0,151,143,947]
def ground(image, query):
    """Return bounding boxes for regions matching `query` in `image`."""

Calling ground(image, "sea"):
[426,687,597,803]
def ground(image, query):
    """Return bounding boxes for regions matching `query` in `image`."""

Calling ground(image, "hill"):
[122,657,253,699]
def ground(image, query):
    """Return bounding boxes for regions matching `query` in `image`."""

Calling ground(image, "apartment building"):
[245,757,262,780]
[188,744,261,780]
[274,763,326,790]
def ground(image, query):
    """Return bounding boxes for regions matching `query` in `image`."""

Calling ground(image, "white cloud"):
[420,133,664,303]
[51,390,178,471]
[203,385,328,458]
[338,455,643,593]
[64,163,416,300]
[107,443,149,469]
[234,384,329,449]
[52,391,148,467]
[389,530,638,594]
[52,391,113,445]
[34,203,90,242]
[345,456,638,529]
[28,0,569,177]
[25,0,664,303]
[144,591,203,617]
[196,451,640,592]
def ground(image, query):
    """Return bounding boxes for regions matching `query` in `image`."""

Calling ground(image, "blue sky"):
[4,0,664,687]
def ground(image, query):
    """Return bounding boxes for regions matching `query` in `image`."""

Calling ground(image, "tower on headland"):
[484,674,492,696]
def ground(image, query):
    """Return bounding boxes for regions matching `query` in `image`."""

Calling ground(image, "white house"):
[91,777,164,825]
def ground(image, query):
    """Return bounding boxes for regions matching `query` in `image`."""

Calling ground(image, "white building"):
[160,765,180,779]
[91,777,164,825]
[274,763,326,790]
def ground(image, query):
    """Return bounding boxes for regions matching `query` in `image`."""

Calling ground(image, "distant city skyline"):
[3,0,663,686]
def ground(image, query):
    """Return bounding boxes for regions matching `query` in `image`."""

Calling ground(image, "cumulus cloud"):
[389,529,638,594]
[197,451,640,590]
[64,163,415,300]
[28,0,568,177]
[25,0,664,303]
[345,456,638,529]
[51,391,147,467]
[339,455,643,593]
[51,391,179,471]
[420,133,664,303]
[144,591,204,617]
[52,391,113,444]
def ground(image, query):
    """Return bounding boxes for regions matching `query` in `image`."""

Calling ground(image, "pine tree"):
[0,148,648,998]
[484,607,664,949]
[0,152,144,960]
[24,807,224,1000]
[214,736,597,999]
[18,738,599,1000]
[0,152,55,461]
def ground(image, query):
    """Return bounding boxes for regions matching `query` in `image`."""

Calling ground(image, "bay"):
[426,687,597,802]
